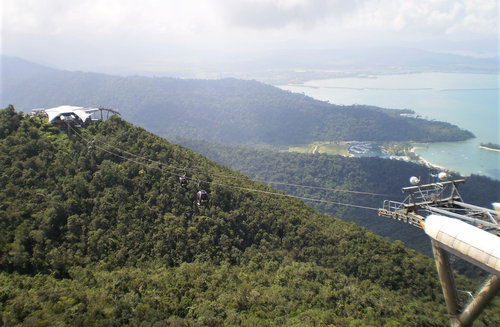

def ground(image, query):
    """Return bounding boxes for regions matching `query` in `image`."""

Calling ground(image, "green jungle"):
[172,137,500,257]
[1,106,499,326]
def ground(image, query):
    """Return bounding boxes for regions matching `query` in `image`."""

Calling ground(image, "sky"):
[2,0,499,74]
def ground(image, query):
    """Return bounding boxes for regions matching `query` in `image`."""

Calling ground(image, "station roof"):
[44,105,99,123]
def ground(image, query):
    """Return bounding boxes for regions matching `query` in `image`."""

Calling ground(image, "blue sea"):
[278,72,500,180]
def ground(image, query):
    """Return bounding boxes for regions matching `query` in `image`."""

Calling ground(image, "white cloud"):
[218,0,359,30]
[2,0,498,70]
[4,0,497,41]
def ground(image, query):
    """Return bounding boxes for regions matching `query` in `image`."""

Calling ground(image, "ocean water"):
[278,72,499,180]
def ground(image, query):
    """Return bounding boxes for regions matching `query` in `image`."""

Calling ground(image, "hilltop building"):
[31,105,119,129]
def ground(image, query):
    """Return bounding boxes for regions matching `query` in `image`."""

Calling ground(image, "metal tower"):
[378,176,500,327]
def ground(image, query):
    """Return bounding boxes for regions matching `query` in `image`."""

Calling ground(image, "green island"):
[2,106,499,326]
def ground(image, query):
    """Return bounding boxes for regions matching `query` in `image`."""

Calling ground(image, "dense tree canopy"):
[172,137,500,255]
[0,106,497,326]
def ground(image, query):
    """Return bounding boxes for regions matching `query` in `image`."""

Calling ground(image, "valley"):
[6,106,494,325]
[1,57,498,326]
[3,1,499,325]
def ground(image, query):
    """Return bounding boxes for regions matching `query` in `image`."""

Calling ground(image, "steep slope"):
[1,56,473,146]
[172,137,500,258]
[1,106,498,326]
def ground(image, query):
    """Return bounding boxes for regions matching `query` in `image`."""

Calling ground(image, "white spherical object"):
[410,176,420,185]
[438,172,447,180]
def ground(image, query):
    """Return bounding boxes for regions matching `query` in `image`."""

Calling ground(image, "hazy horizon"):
[2,0,499,77]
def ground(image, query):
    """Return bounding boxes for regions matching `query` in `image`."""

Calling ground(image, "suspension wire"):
[73,127,258,186]
[68,126,385,211]
[264,181,392,197]
[74,125,397,203]
[194,176,380,211]
[93,141,380,211]
[72,127,395,198]
[74,127,248,180]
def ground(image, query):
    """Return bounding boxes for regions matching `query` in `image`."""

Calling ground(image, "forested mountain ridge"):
[2,106,498,325]
[172,137,500,257]
[2,56,473,146]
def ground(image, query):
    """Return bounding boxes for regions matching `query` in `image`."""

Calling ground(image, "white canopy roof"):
[44,105,99,123]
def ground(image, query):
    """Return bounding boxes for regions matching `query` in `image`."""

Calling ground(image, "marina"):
[279,72,499,180]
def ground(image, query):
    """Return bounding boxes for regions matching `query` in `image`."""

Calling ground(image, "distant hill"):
[1,56,474,146]
[3,106,499,325]
[228,47,500,83]
[30,47,496,83]
[262,47,499,72]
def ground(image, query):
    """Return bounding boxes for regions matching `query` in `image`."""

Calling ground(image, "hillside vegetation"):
[172,137,500,257]
[3,106,499,325]
[2,56,473,146]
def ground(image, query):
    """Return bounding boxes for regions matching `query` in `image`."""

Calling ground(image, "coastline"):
[418,156,449,171]
[479,145,500,153]
[410,146,449,172]
[280,72,498,180]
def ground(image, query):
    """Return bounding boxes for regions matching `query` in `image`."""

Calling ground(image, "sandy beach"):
[479,145,500,153]
[410,146,449,171]
[418,156,448,171]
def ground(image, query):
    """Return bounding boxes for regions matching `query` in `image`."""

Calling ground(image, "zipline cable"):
[264,181,393,197]
[93,141,380,210]
[74,127,395,197]
[197,178,380,211]
[77,128,250,180]
[70,126,388,211]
